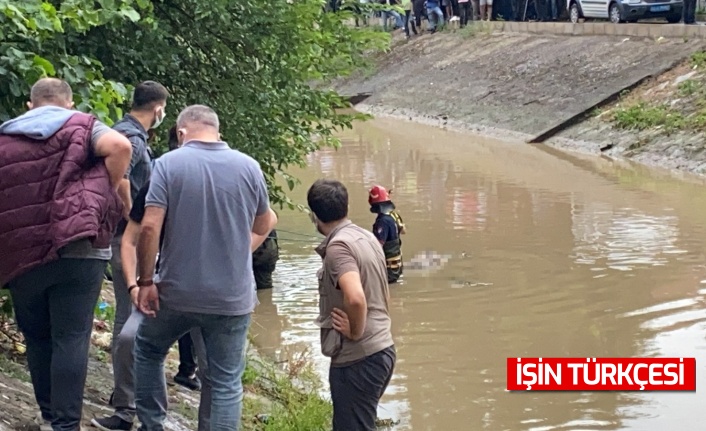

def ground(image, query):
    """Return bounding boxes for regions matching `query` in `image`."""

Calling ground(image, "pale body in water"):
[404,251,452,271]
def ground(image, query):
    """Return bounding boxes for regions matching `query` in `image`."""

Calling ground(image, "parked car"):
[568,0,683,23]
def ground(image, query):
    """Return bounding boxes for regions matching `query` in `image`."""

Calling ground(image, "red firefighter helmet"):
[368,185,391,205]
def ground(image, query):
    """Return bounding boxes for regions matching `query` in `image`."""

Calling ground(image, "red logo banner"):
[506,357,696,391]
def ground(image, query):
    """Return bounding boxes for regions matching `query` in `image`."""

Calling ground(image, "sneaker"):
[91,415,133,431]
[174,373,201,391]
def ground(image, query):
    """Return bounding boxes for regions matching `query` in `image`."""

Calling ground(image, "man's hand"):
[138,284,159,317]
[130,287,140,308]
[251,232,268,252]
[117,178,132,220]
[331,307,353,339]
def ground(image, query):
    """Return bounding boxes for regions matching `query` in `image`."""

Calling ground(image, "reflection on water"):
[251,118,706,430]
[571,203,686,271]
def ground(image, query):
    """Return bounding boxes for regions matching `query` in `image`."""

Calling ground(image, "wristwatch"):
[137,277,153,287]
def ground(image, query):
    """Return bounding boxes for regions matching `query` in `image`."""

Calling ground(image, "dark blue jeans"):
[9,258,106,431]
[134,306,251,431]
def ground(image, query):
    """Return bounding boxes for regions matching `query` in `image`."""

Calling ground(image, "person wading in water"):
[252,227,279,290]
[368,185,406,284]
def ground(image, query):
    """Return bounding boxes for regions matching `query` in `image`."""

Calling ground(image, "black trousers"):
[460,1,472,25]
[404,10,418,36]
[683,0,696,23]
[414,0,426,27]
[9,258,106,431]
[177,333,197,376]
[329,346,396,431]
[450,0,460,16]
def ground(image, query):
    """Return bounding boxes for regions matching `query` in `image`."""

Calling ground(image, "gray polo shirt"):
[146,140,269,315]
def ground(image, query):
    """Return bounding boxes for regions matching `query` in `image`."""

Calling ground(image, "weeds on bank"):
[446,22,493,39]
[241,350,331,431]
[0,350,30,382]
[678,79,702,96]
[611,54,706,134]
[242,361,260,386]
[691,50,706,68]
[173,400,199,422]
[95,300,115,324]
[612,103,685,131]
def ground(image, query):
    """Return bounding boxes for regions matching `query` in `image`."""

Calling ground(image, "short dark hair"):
[167,126,179,151]
[132,81,169,111]
[307,179,348,223]
[30,78,72,106]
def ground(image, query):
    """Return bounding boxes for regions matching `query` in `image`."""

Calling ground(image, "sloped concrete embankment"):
[337,28,706,171]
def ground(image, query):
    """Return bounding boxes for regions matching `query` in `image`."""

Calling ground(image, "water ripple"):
[571,207,685,271]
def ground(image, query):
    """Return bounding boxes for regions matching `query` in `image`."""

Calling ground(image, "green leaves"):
[119,7,141,22]
[0,0,388,205]
[32,55,54,75]
[0,1,143,122]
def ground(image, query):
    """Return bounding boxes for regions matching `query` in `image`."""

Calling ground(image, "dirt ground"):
[337,28,706,175]
[0,281,272,431]
[0,352,197,431]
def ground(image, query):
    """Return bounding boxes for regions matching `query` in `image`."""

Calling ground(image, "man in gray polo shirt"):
[133,105,277,431]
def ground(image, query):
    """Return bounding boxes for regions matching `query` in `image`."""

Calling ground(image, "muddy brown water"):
[250,117,706,430]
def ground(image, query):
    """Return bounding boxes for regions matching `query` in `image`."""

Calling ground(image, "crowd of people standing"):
[0,78,396,431]
[340,0,702,35]
[373,0,494,35]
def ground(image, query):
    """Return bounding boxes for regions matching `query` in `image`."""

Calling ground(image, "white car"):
[568,0,683,23]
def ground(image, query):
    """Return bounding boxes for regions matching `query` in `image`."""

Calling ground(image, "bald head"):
[176,105,220,131]
[29,78,73,109]
[176,105,221,145]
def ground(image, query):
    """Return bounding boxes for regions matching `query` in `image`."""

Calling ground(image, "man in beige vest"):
[307,179,396,431]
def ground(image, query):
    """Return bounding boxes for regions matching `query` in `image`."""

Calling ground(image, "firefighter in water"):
[369,185,406,284]
[253,229,280,290]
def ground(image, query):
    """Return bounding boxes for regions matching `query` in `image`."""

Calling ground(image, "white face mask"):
[151,106,166,129]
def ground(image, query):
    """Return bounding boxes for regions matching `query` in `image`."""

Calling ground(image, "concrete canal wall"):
[490,21,706,39]
[336,22,706,177]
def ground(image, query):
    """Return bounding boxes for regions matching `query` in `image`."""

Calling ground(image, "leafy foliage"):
[0,0,140,123]
[1,0,389,207]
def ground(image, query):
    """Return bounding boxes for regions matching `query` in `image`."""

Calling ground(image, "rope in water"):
[275,228,321,239]
[276,236,319,244]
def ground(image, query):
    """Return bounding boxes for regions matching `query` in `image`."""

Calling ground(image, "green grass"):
[678,79,702,96]
[261,383,331,431]
[612,103,685,132]
[691,50,706,68]
[0,350,30,382]
[446,21,492,39]
[173,399,199,422]
[242,360,260,386]
[91,345,110,363]
[94,298,115,325]
[244,356,332,431]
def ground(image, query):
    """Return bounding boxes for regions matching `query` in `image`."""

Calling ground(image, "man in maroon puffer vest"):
[0,78,132,431]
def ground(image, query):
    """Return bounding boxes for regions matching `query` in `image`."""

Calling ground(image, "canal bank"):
[0,280,331,431]
[336,24,706,176]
